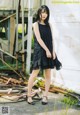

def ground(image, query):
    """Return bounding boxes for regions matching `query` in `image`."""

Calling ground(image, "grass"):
[61,96,78,106]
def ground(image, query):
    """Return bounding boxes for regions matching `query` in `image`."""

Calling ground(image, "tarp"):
[49,2,80,94]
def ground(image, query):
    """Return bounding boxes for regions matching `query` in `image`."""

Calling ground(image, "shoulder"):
[32,22,38,28]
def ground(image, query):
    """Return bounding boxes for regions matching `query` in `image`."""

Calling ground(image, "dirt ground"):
[0,92,80,115]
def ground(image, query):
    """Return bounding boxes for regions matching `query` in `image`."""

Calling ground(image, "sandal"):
[42,96,48,105]
[32,93,42,100]
[27,96,35,105]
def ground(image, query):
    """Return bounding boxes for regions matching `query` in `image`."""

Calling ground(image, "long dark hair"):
[35,5,50,25]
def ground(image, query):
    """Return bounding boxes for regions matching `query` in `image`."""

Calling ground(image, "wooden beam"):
[0,13,16,23]
[0,57,21,78]
[0,49,16,59]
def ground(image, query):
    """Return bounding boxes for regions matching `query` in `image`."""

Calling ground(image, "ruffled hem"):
[32,60,55,70]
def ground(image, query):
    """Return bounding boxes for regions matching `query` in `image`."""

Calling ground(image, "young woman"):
[27,5,56,105]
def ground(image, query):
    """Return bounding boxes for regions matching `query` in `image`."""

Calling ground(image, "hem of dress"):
[32,66,54,70]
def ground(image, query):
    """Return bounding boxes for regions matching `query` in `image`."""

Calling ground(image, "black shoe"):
[42,101,48,105]
[27,96,35,105]
[28,101,35,105]
[42,96,48,105]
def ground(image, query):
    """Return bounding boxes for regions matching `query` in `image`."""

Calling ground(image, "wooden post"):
[10,16,15,55]
[8,19,10,52]
[16,53,18,70]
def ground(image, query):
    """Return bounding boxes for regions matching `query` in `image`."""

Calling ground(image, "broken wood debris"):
[0,74,80,105]
[0,75,27,86]
[0,74,42,102]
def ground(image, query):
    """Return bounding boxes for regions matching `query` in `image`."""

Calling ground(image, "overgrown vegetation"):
[61,95,78,106]
[0,60,22,70]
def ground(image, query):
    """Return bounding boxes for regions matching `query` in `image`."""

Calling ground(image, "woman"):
[27,5,56,105]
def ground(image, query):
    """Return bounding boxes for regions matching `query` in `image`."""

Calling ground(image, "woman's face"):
[40,10,48,21]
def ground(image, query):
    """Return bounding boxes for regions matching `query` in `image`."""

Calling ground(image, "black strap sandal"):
[27,96,35,105]
[42,96,48,105]
[32,93,42,101]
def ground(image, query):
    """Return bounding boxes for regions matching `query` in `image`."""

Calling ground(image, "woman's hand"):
[46,49,52,58]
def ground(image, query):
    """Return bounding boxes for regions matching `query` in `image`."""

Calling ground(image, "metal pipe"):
[22,0,24,51]
[16,0,19,70]
[16,0,19,52]
[26,0,33,73]
[22,0,25,71]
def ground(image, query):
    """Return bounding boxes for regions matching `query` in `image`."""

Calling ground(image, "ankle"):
[43,95,48,98]
[27,96,33,101]
[27,94,32,97]
[43,96,48,99]
[27,96,32,99]
[42,96,48,105]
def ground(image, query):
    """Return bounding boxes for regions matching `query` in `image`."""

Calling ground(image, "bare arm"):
[32,22,51,58]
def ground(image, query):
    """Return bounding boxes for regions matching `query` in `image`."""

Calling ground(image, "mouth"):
[42,17,46,19]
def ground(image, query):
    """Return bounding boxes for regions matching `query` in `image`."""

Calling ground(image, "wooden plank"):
[0,57,22,78]
[0,13,16,23]
[0,49,16,59]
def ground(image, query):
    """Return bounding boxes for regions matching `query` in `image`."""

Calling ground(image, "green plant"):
[61,96,78,106]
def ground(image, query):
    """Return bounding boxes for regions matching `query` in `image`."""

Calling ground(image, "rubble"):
[0,71,79,106]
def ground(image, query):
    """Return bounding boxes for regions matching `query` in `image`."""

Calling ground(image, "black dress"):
[32,22,54,70]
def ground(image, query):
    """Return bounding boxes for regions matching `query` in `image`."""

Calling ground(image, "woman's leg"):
[44,69,51,96]
[27,69,40,103]
[42,69,51,104]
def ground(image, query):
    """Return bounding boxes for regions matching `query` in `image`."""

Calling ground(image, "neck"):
[39,20,45,24]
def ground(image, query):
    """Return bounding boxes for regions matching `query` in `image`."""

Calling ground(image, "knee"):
[45,75,51,79]
[44,69,51,78]
[29,74,36,80]
[30,72,38,79]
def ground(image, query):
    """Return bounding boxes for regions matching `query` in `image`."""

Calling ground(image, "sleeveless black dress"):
[32,22,54,70]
